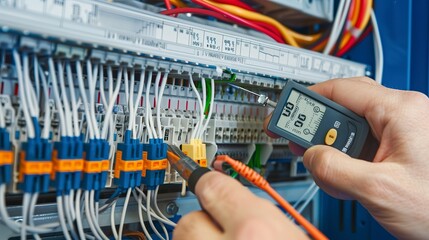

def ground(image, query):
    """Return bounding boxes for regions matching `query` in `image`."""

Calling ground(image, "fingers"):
[194,171,267,232]
[173,211,222,240]
[289,142,306,156]
[303,145,376,200]
[308,77,383,117]
[308,77,398,139]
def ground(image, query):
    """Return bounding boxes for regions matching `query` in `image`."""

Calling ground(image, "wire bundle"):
[161,0,381,62]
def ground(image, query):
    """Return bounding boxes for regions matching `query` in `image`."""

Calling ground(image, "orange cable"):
[216,155,328,240]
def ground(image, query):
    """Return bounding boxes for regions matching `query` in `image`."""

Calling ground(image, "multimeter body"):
[267,80,369,158]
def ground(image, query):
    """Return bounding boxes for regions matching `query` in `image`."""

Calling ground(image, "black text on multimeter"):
[267,81,370,158]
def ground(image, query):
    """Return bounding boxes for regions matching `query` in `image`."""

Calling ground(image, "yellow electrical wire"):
[204,0,322,47]
[340,0,372,49]
[170,0,187,8]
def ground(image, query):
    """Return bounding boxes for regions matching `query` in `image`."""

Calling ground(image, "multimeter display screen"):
[276,90,326,142]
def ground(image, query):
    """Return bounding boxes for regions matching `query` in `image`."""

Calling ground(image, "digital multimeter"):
[267,80,369,158]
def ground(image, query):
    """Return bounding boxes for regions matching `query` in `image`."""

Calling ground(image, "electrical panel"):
[0,0,370,239]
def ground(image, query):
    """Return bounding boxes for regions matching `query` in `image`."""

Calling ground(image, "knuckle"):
[308,149,335,183]
[174,212,204,237]
[402,91,429,106]
[359,76,378,85]
[200,174,249,210]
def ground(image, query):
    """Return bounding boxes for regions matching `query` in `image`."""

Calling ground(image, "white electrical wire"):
[199,78,215,139]
[323,0,351,54]
[118,188,132,240]
[154,71,160,113]
[0,185,59,233]
[57,196,72,240]
[101,66,123,139]
[147,190,166,240]
[292,182,318,209]
[63,195,78,240]
[148,72,159,139]
[181,179,187,197]
[0,97,5,128]
[57,61,74,137]
[133,69,146,139]
[37,62,51,140]
[86,60,100,139]
[89,190,109,240]
[29,193,41,240]
[124,68,130,107]
[84,191,102,240]
[74,189,86,240]
[133,189,176,227]
[95,200,99,220]
[145,71,154,139]
[33,56,40,101]
[12,50,35,138]
[134,187,177,237]
[92,64,99,98]
[106,65,116,145]
[128,68,135,132]
[110,200,118,240]
[371,10,383,84]
[22,54,39,118]
[297,186,319,214]
[99,65,108,111]
[156,72,169,139]
[197,75,207,138]
[48,57,68,137]
[153,186,177,226]
[76,60,96,140]
[189,74,204,141]
[69,190,76,220]
[135,188,152,240]
[65,62,81,137]
[21,193,30,240]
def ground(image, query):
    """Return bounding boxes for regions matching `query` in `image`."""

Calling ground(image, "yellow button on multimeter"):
[324,128,337,145]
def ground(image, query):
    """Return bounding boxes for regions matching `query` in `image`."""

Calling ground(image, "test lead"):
[227,83,277,108]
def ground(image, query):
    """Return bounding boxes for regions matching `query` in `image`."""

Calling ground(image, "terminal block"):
[0,128,13,184]
[51,136,84,194]
[181,139,207,167]
[114,130,144,189]
[82,139,110,191]
[142,138,168,189]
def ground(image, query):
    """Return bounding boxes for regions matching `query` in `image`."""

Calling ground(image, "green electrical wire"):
[204,78,212,119]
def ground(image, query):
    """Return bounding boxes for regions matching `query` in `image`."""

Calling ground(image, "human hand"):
[265,77,429,239]
[173,171,309,240]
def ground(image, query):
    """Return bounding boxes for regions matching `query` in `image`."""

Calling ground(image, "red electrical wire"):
[355,0,368,29]
[191,0,285,43]
[161,7,285,43]
[337,0,373,55]
[336,24,373,57]
[161,8,232,22]
[165,0,173,10]
[211,0,256,12]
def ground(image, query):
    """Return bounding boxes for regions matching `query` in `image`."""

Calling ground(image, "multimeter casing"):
[267,80,369,158]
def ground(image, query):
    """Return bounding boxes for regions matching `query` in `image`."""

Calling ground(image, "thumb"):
[303,145,375,200]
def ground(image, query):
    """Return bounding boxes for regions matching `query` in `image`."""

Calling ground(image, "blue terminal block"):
[142,138,168,190]
[0,128,13,184]
[114,130,144,189]
[81,139,110,191]
[52,136,84,194]
[19,137,53,193]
